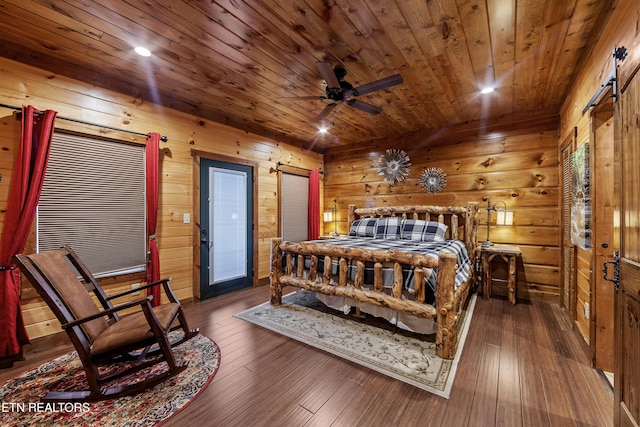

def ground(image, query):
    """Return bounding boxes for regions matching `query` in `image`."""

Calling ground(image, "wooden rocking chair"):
[13,245,199,402]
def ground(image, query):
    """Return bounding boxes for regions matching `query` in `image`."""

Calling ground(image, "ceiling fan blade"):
[347,99,382,115]
[278,95,327,100]
[350,74,403,97]
[316,62,341,89]
[316,103,338,122]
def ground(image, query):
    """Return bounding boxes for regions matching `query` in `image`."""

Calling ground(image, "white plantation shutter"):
[561,144,575,313]
[37,132,146,277]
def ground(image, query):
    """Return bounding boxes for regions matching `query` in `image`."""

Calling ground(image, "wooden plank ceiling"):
[0,0,611,152]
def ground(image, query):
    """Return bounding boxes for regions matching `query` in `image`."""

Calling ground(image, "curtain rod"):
[0,103,168,142]
[274,162,324,174]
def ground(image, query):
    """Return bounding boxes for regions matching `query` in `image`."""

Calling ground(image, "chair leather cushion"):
[90,303,181,356]
[30,251,109,341]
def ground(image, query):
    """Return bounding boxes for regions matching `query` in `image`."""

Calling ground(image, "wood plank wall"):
[559,0,640,342]
[0,58,322,341]
[323,116,560,302]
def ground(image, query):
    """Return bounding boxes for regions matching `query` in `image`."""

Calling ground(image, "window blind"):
[38,132,146,277]
[281,172,309,241]
[210,167,247,283]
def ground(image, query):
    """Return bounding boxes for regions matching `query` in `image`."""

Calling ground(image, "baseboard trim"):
[572,320,593,364]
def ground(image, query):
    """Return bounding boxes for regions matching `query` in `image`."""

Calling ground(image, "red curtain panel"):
[308,169,320,240]
[145,133,161,306]
[0,105,57,358]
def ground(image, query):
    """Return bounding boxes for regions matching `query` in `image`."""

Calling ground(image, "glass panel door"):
[210,167,246,283]
[200,159,253,299]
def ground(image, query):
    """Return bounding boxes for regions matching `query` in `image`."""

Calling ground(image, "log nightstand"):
[481,244,521,305]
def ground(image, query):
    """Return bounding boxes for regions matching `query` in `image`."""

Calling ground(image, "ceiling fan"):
[284,62,403,122]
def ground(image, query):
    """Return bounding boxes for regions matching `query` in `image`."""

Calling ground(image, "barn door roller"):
[582,47,628,115]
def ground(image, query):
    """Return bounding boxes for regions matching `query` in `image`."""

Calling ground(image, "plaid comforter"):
[303,237,471,303]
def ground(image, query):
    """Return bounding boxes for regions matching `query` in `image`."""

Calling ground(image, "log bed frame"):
[270,202,478,359]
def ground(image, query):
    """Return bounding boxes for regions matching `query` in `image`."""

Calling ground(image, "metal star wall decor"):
[419,167,448,194]
[377,149,411,186]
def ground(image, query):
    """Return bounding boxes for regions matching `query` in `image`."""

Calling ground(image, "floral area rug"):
[235,290,476,398]
[0,333,220,426]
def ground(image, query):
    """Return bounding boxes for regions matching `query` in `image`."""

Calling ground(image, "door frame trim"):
[192,150,259,299]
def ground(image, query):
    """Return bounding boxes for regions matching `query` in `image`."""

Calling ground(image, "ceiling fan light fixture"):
[134,46,152,57]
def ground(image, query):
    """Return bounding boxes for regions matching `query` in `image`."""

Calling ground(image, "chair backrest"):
[16,249,109,342]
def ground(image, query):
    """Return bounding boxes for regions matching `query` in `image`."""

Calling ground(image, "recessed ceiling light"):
[318,126,328,134]
[481,87,495,94]
[134,46,151,57]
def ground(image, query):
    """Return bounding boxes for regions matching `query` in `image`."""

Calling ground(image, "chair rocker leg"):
[41,361,189,403]
[141,321,199,359]
[134,329,199,361]
[102,323,187,385]
[170,311,199,347]
[168,326,200,348]
[98,348,164,384]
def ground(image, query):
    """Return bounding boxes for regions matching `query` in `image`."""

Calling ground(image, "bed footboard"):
[269,238,466,359]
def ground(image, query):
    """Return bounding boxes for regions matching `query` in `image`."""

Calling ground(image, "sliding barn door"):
[590,101,615,373]
[614,66,640,427]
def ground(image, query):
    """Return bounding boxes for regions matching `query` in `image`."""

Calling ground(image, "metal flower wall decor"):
[419,167,448,194]
[377,149,411,185]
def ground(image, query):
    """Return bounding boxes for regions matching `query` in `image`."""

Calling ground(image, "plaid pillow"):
[348,218,378,237]
[374,216,402,240]
[401,219,448,241]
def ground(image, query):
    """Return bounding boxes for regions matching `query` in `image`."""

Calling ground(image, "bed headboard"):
[347,202,479,257]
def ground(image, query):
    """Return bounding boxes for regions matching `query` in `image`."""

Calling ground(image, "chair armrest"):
[106,278,172,300]
[62,296,153,329]
[107,277,180,304]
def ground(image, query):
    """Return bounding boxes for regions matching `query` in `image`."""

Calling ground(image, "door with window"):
[199,159,253,299]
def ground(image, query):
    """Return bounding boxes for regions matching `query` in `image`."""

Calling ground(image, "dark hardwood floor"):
[1,286,613,426]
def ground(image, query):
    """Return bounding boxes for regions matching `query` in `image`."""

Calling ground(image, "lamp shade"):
[506,211,513,225]
[496,210,513,226]
[323,210,333,222]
